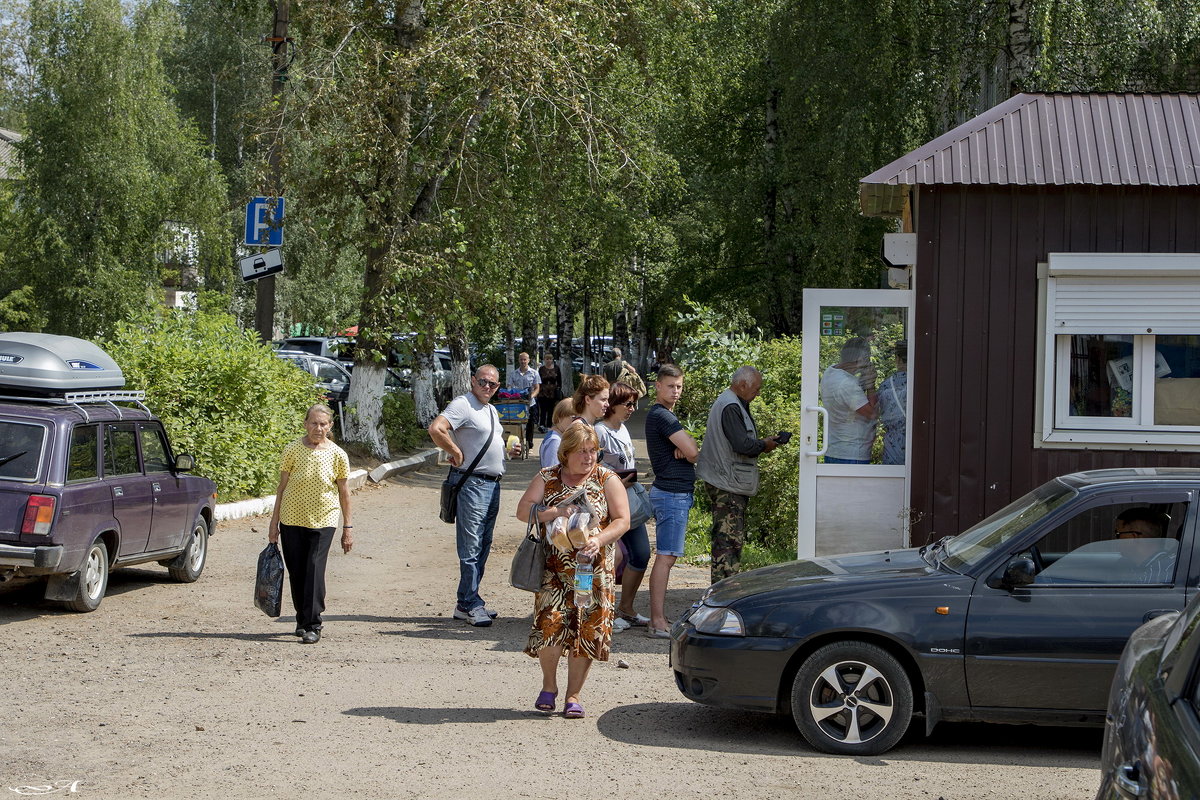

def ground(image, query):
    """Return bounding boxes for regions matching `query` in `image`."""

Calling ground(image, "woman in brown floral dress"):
[516,423,630,718]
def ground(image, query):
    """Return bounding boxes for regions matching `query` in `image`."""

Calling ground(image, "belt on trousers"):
[453,469,501,482]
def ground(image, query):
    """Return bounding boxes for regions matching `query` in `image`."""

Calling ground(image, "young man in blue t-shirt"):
[644,363,699,637]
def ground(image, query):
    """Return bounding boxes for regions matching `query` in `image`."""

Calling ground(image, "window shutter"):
[1047,254,1200,335]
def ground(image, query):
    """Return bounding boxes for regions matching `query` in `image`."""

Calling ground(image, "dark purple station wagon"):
[0,333,216,612]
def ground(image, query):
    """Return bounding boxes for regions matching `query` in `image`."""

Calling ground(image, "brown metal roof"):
[860,93,1200,216]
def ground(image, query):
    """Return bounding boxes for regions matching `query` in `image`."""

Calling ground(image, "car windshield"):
[0,420,45,482]
[939,481,1077,571]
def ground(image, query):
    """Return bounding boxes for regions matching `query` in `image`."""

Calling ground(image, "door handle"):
[804,406,828,457]
[113,487,123,497]
[152,482,161,492]
[1114,762,1142,798]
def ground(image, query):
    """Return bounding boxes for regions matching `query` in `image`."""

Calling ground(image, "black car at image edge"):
[671,468,1200,755]
[1096,592,1200,799]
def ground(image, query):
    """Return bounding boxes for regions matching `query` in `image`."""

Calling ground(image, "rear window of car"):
[67,424,99,482]
[0,420,46,482]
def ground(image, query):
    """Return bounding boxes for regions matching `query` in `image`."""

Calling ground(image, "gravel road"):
[0,455,1104,799]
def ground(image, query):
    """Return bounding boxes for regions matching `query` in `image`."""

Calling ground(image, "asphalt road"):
[0,450,1104,799]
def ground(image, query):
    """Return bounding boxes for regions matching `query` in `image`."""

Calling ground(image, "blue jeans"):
[824,456,869,464]
[650,487,694,557]
[453,473,501,611]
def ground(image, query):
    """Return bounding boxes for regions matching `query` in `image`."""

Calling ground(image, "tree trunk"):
[613,306,628,358]
[412,339,438,429]
[503,320,515,385]
[556,292,575,394]
[582,295,592,375]
[521,319,537,361]
[447,318,471,399]
[342,362,389,460]
[1006,0,1036,95]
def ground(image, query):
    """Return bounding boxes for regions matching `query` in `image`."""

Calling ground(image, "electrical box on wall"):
[881,233,917,267]
[887,267,910,289]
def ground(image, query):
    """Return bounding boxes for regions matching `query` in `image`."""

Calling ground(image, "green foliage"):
[381,391,428,454]
[671,299,762,424]
[103,305,323,500]
[11,0,228,338]
[673,299,803,560]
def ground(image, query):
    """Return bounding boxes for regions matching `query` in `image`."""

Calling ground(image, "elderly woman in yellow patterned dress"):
[516,422,630,718]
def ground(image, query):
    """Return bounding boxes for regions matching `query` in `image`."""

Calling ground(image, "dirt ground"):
[0,454,1105,799]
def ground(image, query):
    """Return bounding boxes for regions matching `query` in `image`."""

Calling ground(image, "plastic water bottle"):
[573,552,594,608]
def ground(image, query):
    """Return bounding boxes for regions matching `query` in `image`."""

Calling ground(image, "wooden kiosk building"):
[859,92,1200,543]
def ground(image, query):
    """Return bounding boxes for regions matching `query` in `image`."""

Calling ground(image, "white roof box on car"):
[0,333,125,395]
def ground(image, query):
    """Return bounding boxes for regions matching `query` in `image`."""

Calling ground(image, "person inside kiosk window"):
[820,337,878,464]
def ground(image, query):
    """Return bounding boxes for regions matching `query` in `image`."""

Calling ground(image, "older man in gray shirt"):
[695,366,780,582]
[428,365,507,627]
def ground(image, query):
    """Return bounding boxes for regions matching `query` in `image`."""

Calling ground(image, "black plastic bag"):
[254,542,285,617]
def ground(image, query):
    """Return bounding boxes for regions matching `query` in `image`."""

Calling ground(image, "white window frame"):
[1037,253,1200,450]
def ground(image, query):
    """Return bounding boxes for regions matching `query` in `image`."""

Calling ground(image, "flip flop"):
[535,691,557,712]
[563,701,585,719]
[647,627,672,639]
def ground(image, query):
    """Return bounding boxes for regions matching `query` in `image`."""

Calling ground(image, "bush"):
[673,300,802,565]
[104,306,323,500]
[381,391,428,453]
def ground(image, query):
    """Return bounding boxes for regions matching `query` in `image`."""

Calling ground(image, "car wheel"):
[65,540,109,613]
[791,641,914,756]
[167,517,208,583]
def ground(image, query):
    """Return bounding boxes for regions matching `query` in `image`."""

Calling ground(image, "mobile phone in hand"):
[775,431,792,445]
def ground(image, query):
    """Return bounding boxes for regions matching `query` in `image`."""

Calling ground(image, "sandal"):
[535,690,558,712]
[563,701,585,719]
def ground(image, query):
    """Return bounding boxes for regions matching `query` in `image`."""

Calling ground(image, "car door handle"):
[152,482,161,492]
[1144,609,1175,623]
[113,487,123,497]
[1114,762,1142,798]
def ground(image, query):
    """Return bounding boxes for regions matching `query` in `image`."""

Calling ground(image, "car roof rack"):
[0,390,150,422]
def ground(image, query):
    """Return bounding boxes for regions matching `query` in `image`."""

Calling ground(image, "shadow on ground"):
[594,701,1102,766]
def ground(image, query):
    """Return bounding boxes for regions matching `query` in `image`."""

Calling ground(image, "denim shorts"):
[649,487,694,557]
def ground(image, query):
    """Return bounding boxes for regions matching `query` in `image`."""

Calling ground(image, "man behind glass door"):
[820,337,878,464]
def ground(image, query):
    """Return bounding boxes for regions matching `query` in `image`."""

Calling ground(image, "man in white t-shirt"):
[820,338,878,464]
[428,365,506,627]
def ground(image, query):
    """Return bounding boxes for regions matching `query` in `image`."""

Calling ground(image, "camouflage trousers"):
[705,481,750,583]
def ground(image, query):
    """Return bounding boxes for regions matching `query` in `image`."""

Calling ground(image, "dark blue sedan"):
[670,469,1200,755]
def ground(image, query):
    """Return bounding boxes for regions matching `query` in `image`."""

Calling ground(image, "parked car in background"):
[0,333,216,612]
[671,468,1200,755]
[275,336,353,365]
[391,349,453,406]
[1096,593,1200,799]
[274,350,352,405]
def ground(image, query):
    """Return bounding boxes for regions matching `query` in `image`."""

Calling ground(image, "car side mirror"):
[174,453,195,472]
[990,557,1036,590]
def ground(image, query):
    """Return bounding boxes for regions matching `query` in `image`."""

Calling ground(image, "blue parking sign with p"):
[245,196,284,247]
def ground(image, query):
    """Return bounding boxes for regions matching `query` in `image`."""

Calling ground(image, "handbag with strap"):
[439,409,495,524]
[510,504,548,592]
[627,480,655,529]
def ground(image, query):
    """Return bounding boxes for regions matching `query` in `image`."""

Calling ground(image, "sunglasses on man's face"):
[476,378,499,389]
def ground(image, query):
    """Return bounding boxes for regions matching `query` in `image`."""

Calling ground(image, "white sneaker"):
[453,606,494,627]
[612,616,632,632]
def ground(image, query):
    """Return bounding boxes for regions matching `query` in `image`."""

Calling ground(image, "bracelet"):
[343,525,353,529]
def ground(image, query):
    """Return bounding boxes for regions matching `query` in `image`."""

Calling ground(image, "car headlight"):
[689,604,745,636]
